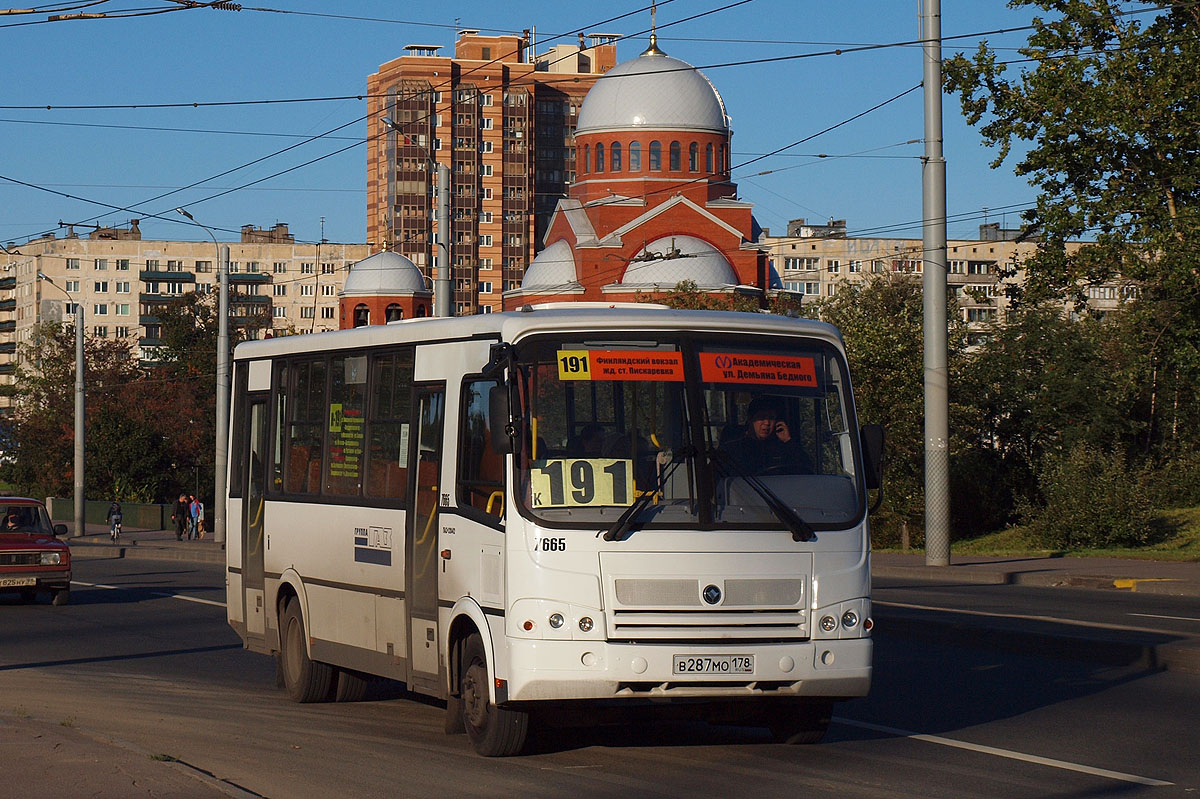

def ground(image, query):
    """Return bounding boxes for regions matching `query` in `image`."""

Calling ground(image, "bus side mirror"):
[860,424,884,491]
[489,385,516,455]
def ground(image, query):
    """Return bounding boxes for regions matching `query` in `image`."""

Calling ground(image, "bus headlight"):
[578,616,594,633]
[548,612,564,629]
[819,615,837,632]
[841,610,859,629]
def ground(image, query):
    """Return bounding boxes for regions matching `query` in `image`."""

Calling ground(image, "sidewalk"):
[872,552,1200,598]
[64,522,225,564]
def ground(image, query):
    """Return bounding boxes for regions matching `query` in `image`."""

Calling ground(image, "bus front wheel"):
[460,633,528,756]
[279,598,335,703]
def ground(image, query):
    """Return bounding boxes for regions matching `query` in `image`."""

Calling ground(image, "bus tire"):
[460,633,527,756]
[280,598,335,703]
[766,698,833,745]
[333,669,370,702]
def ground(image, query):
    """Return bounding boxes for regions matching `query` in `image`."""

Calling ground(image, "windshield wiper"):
[709,448,816,542]
[602,448,692,542]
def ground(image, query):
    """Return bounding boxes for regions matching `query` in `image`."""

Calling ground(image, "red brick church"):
[341,35,770,327]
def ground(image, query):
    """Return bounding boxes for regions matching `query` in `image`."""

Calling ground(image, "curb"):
[68,541,225,565]
[872,565,1200,598]
[874,608,1200,676]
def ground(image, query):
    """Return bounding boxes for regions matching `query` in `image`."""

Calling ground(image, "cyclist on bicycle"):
[107,501,122,542]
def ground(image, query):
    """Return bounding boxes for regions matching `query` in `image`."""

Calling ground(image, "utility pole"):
[434,161,452,317]
[73,303,85,537]
[214,244,230,546]
[922,0,951,566]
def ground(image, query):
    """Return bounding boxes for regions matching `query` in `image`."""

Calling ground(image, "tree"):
[944,1,1200,304]
[807,275,968,544]
[651,280,804,315]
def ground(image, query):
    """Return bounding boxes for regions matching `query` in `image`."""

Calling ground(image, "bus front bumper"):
[503,637,871,703]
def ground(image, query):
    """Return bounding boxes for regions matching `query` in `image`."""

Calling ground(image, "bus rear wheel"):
[765,698,834,745]
[279,598,335,703]
[460,633,528,756]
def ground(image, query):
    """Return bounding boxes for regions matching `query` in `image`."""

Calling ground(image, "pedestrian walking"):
[188,495,201,541]
[172,493,189,541]
[194,497,206,539]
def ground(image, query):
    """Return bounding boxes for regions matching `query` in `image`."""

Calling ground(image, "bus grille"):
[608,578,808,640]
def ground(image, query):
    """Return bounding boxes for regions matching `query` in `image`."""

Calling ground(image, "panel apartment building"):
[760,219,1126,343]
[0,220,369,409]
[366,29,618,314]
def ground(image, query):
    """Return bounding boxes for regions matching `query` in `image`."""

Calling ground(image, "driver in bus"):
[721,395,813,476]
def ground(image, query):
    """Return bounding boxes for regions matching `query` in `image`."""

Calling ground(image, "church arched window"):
[649,140,661,171]
[385,304,403,322]
[595,143,604,173]
[629,141,642,171]
[353,304,370,327]
[669,141,681,171]
[611,141,622,172]
[689,142,699,172]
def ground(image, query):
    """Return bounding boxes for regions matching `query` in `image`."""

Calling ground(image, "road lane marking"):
[835,718,1174,786]
[1128,612,1200,623]
[72,580,226,608]
[874,600,1185,637]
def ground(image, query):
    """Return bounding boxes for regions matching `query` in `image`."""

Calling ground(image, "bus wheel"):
[280,598,335,703]
[51,588,70,606]
[766,699,833,745]
[460,633,528,756]
[333,669,370,702]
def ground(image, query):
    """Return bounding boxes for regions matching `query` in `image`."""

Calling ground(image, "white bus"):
[226,304,883,756]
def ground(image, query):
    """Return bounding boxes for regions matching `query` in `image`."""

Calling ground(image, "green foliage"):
[652,280,803,315]
[1021,444,1154,549]
[944,1,1200,306]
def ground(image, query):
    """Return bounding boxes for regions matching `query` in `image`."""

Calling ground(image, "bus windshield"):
[514,333,864,532]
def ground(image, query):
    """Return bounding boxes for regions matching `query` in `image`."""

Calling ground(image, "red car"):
[0,497,71,605]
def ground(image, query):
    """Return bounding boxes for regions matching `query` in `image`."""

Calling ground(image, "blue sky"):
[1,1,1045,248]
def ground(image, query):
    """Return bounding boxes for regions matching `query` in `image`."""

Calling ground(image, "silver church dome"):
[341,251,428,296]
[575,48,730,136]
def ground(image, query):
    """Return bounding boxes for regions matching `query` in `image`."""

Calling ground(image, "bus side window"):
[365,348,414,501]
[458,378,505,519]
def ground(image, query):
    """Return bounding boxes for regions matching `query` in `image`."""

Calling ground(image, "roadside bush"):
[1021,445,1154,550]
[1143,449,1200,509]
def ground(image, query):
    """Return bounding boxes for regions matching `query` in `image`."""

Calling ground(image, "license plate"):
[673,655,754,675]
[0,577,37,587]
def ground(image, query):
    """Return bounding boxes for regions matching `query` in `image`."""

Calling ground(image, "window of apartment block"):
[273,262,287,274]
[301,263,314,274]
[167,260,183,271]
[273,284,287,296]
[228,262,240,273]
[322,285,335,296]
[93,280,108,292]
[273,307,287,318]
[965,308,997,322]
[195,260,212,273]
[247,262,260,273]
[115,326,130,338]
[848,260,863,273]
[827,260,841,274]
[145,259,159,270]
[480,257,493,268]
[93,303,108,315]
[300,306,315,319]
[144,281,159,293]
[116,303,130,315]
[967,261,992,275]
[165,282,184,294]
[116,259,130,271]
[827,284,838,296]
[481,93,493,106]
[116,281,130,293]
[94,259,108,270]
[67,258,80,270]
[65,280,80,292]
[949,260,966,274]
[321,263,335,274]
[805,282,820,295]
[300,284,314,297]
[478,281,493,294]
[481,117,493,130]
[321,307,335,319]
[93,326,108,337]
[480,234,493,247]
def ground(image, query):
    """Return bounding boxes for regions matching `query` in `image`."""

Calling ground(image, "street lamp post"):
[177,209,229,547]
[37,271,85,538]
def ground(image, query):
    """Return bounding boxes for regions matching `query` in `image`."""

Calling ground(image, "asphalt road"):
[2,556,1197,798]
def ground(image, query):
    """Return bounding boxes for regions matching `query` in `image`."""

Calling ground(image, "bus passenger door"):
[407,385,444,691]
[242,394,268,642]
